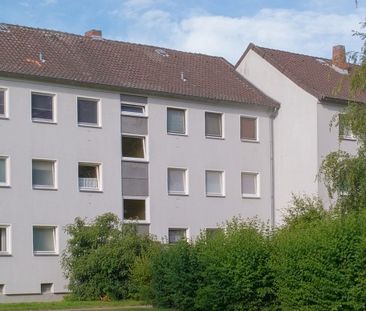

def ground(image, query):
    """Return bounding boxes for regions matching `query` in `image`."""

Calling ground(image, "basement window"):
[168,228,187,244]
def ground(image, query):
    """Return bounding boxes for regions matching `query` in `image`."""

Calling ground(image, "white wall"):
[0,78,122,295]
[317,102,359,206]
[236,50,319,223]
[148,96,273,240]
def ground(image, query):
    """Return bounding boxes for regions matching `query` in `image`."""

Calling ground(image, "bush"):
[194,219,275,311]
[150,241,200,310]
[62,213,157,300]
[271,209,366,310]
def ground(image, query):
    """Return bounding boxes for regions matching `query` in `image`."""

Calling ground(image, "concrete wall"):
[0,78,122,296]
[147,96,273,240]
[236,49,319,223]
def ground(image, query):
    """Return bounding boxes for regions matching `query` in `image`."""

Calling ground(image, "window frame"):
[167,167,189,196]
[167,107,188,136]
[168,228,188,244]
[121,103,147,117]
[339,113,356,141]
[0,156,10,187]
[123,196,150,223]
[0,225,11,256]
[240,115,259,142]
[0,87,9,119]
[78,162,103,192]
[32,225,58,256]
[32,159,57,190]
[121,134,148,162]
[31,91,56,124]
[205,111,224,139]
[77,96,101,128]
[241,171,260,198]
[205,170,225,197]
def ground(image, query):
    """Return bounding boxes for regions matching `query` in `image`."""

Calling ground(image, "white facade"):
[0,76,274,299]
[236,48,359,222]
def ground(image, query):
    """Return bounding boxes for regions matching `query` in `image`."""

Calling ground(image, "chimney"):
[85,29,102,39]
[332,45,348,71]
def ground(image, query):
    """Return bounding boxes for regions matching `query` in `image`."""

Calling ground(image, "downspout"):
[270,106,279,228]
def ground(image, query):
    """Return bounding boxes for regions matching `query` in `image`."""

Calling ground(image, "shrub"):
[271,209,366,310]
[194,219,275,311]
[62,213,157,300]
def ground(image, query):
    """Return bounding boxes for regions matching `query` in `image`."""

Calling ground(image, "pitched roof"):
[0,23,279,108]
[236,43,366,104]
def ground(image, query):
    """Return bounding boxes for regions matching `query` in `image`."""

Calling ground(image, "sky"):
[1,0,366,64]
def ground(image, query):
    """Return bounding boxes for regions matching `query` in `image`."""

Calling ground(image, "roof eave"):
[0,71,278,109]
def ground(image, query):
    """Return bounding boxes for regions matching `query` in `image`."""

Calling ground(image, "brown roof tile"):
[236,43,366,104]
[0,24,279,108]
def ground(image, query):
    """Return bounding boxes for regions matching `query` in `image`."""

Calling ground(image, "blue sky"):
[1,0,366,63]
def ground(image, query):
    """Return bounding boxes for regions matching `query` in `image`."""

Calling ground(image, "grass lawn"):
[0,300,172,311]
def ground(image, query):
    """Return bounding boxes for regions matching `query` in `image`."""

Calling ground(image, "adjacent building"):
[0,23,363,300]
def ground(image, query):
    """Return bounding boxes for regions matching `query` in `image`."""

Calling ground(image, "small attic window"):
[0,24,9,33]
[155,49,169,57]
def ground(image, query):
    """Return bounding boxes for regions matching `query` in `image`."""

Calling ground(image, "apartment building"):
[0,24,279,300]
[236,44,365,221]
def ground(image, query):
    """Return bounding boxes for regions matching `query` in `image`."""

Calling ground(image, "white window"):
[241,172,260,198]
[121,104,145,116]
[32,93,55,122]
[339,114,355,140]
[241,116,258,141]
[0,156,9,186]
[168,168,188,195]
[123,199,146,221]
[78,163,101,191]
[205,112,223,138]
[0,89,7,118]
[122,136,146,160]
[32,160,56,189]
[168,228,187,244]
[0,226,10,255]
[77,97,100,126]
[167,108,186,135]
[33,226,57,255]
[205,170,224,196]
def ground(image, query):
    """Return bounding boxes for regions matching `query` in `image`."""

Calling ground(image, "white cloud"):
[112,6,366,64]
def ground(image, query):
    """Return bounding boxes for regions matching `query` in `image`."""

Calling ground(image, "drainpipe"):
[270,107,279,228]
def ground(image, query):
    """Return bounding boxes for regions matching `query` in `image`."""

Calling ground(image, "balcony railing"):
[79,177,98,189]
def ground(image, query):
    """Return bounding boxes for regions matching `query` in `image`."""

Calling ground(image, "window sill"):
[0,252,12,257]
[340,136,357,141]
[32,119,57,125]
[0,116,9,120]
[168,192,189,196]
[242,195,261,199]
[121,113,148,118]
[32,186,57,191]
[205,136,225,140]
[78,123,102,129]
[122,158,149,163]
[123,220,150,224]
[79,188,103,193]
[0,184,11,188]
[167,132,188,137]
[241,139,260,143]
[206,194,225,198]
[33,252,59,256]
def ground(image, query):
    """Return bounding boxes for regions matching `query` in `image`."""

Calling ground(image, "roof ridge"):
[0,22,224,60]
